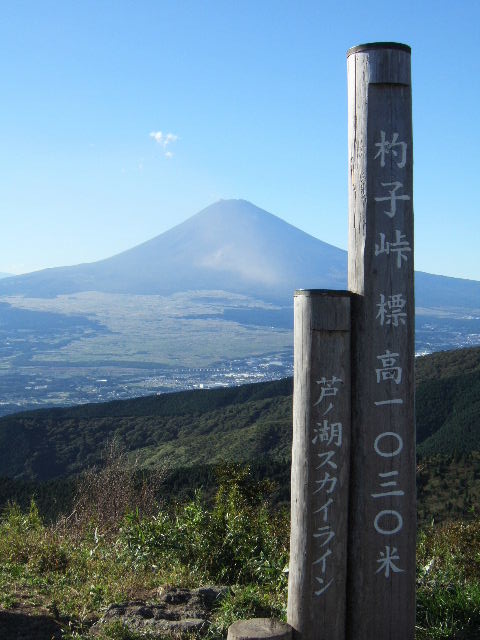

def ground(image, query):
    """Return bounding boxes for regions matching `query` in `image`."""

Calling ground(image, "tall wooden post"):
[288,290,351,640]
[347,43,415,640]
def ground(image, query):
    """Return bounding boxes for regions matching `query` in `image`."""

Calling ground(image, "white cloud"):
[149,130,179,157]
[164,133,178,145]
[150,131,164,144]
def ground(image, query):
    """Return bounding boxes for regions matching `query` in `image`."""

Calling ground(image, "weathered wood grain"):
[346,43,415,640]
[288,290,351,640]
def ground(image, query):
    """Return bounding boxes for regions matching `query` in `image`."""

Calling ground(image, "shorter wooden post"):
[227,619,292,640]
[288,290,351,640]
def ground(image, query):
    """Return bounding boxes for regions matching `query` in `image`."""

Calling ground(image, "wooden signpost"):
[346,42,415,640]
[287,43,415,640]
[288,291,351,640]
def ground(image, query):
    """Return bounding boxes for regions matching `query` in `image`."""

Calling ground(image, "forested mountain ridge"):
[0,347,479,484]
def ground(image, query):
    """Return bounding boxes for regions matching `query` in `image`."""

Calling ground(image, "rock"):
[90,585,229,638]
[0,608,63,640]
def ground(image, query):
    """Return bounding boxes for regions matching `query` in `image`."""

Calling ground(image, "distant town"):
[0,350,293,417]
[3,316,480,418]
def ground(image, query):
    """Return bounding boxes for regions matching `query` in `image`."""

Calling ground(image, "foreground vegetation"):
[1,451,480,640]
[416,520,480,639]
[0,453,289,640]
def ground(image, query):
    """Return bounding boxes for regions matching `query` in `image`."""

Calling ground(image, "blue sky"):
[1,0,479,281]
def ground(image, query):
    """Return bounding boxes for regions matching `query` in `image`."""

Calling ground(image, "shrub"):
[70,438,164,536]
[119,463,289,588]
[0,498,69,575]
[416,520,480,638]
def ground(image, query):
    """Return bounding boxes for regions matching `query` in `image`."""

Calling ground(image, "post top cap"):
[347,42,411,57]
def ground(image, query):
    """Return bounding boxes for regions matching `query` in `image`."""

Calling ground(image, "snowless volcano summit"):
[0,200,347,300]
[1,198,479,309]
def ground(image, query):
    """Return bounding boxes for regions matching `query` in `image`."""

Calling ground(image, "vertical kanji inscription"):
[288,290,351,640]
[347,43,415,640]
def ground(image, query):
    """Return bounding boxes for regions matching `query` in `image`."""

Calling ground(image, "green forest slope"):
[0,378,293,481]
[1,347,480,482]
